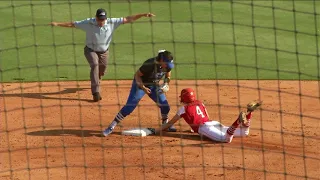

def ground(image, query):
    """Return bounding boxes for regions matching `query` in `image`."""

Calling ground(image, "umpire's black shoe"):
[93,92,102,102]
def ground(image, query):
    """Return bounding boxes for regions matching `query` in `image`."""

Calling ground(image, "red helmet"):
[180,88,196,103]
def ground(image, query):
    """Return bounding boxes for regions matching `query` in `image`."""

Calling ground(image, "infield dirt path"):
[0,80,319,180]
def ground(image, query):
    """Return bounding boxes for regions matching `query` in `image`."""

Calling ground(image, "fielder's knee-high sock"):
[159,100,170,116]
[108,112,125,129]
[109,102,137,129]
[160,103,170,123]
[161,114,168,122]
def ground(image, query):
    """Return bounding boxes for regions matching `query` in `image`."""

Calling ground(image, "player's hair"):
[180,88,196,103]
[157,50,173,61]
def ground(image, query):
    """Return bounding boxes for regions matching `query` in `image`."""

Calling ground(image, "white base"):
[122,128,153,137]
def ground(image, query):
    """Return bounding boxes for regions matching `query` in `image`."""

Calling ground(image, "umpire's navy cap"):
[158,49,174,69]
[96,8,107,20]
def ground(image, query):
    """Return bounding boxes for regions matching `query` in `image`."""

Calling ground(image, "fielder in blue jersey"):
[103,50,176,136]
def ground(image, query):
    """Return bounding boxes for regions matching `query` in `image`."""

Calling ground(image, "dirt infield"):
[0,80,319,180]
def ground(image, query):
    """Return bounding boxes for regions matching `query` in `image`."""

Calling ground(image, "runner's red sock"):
[242,112,252,127]
[227,117,241,135]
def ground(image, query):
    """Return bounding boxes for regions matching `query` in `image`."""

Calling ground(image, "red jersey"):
[176,100,209,133]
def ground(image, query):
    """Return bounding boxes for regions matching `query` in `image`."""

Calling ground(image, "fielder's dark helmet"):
[157,49,174,69]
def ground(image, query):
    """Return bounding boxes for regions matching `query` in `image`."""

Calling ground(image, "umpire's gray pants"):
[84,46,109,95]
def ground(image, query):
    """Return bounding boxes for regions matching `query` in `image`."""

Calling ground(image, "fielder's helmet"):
[157,50,174,69]
[180,88,196,103]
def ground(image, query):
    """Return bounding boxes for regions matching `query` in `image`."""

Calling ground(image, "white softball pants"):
[198,121,249,143]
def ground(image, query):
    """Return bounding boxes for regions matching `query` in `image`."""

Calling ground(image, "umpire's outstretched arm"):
[123,13,155,24]
[49,22,75,27]
[49,13,155,27]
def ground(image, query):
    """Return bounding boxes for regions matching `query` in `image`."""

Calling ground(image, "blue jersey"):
[139,58,171,86]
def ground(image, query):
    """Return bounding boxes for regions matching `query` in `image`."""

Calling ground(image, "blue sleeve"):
[107,18,124,31]
[73,18,91,31]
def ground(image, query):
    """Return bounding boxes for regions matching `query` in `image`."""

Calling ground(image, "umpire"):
[50,8,155,102]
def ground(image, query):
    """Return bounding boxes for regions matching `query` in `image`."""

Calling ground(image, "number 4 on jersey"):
[196,106,205,118]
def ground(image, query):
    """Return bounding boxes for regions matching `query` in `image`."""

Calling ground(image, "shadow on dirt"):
[1,88,94,102]
[26,129,109,137]
[26,129,218,143]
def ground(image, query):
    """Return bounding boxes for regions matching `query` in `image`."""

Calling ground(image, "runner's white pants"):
[198,121,249,142]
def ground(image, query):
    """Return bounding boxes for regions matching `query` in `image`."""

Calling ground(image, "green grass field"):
[1,0,320,82]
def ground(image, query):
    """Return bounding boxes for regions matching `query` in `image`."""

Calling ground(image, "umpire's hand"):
[144,13,155,17]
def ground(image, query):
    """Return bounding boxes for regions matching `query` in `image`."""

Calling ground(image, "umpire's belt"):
[86,46,108,53]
